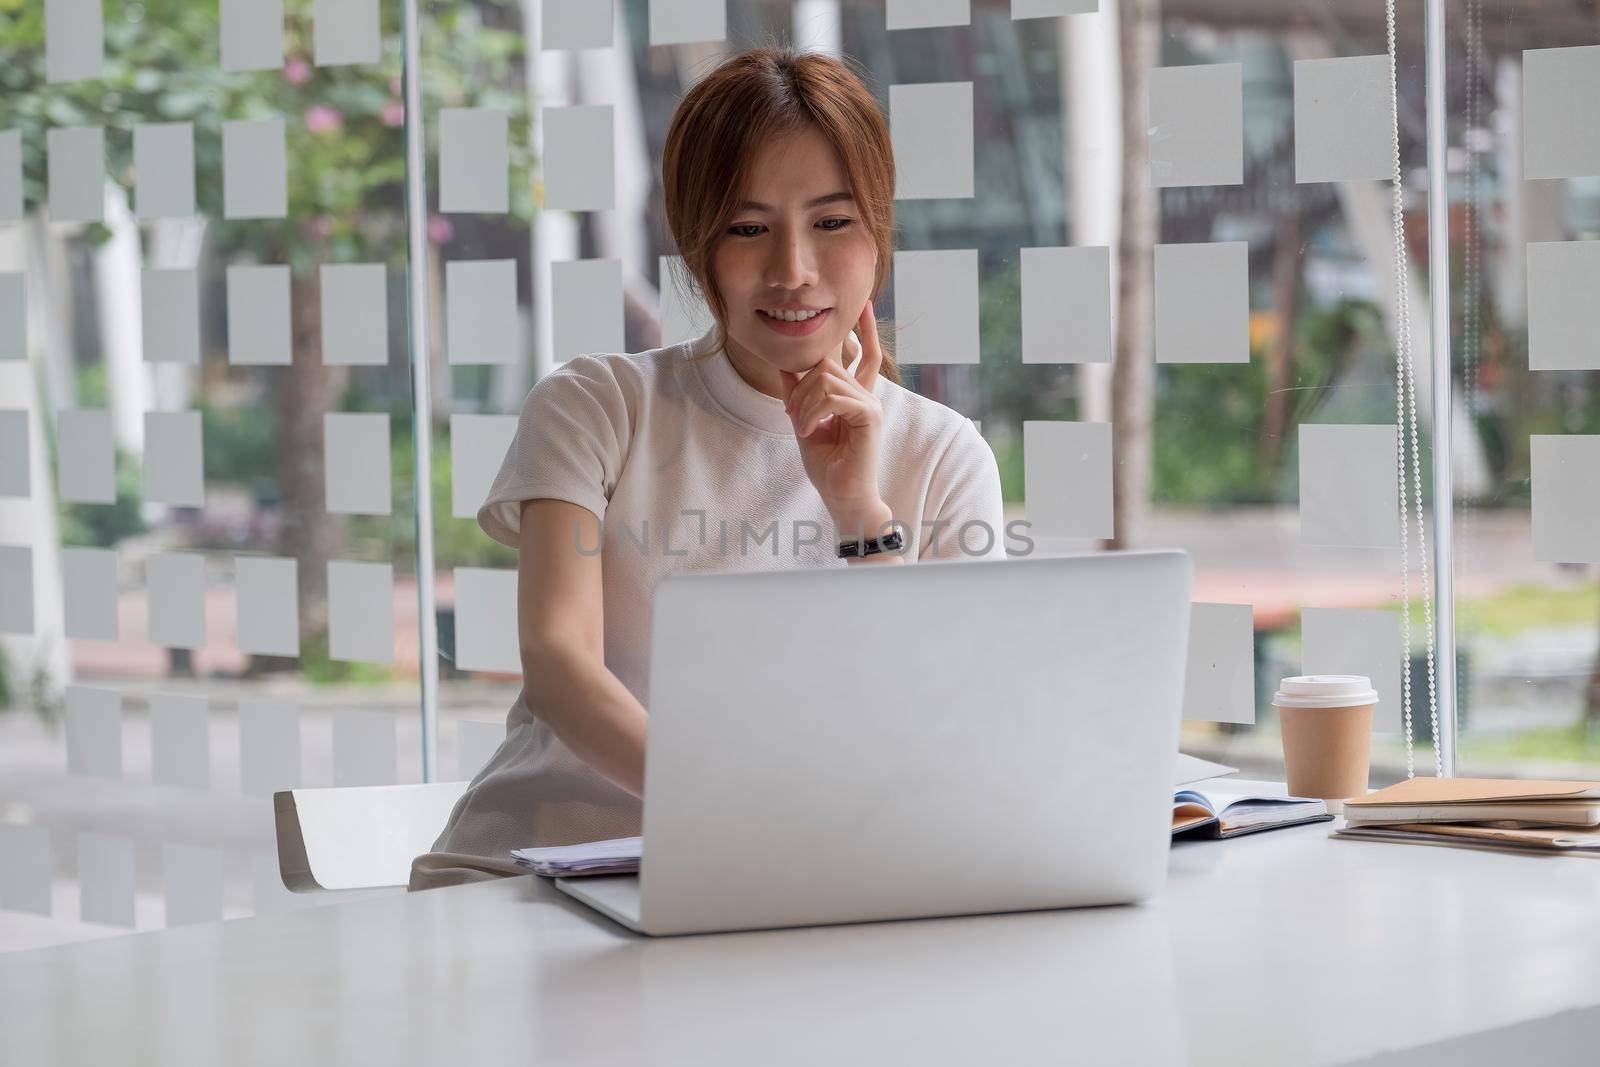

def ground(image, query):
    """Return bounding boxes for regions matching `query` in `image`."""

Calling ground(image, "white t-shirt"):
[409,322,1007,889]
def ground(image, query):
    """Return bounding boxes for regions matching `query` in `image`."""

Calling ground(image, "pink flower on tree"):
[382,102,405,127]
[305,105,343,135]
[284,57,311,85]
[428,215,453,245]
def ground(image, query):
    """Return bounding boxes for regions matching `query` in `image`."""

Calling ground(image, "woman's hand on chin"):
[778,300,895,537]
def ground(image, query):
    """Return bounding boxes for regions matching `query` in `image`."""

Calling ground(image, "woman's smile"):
[758,306,832,337]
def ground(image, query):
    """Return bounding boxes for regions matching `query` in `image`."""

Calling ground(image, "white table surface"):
[4,819,1600,1066]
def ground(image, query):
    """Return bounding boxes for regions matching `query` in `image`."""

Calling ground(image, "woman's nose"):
[766,234,816,289]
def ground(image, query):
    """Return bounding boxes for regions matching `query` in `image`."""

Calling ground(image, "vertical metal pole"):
[1425,0,1458,775]
[401,0,441,782]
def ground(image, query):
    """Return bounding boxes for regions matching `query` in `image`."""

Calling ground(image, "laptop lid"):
[635,549,1193,936]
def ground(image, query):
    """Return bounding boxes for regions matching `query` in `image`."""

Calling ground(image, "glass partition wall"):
[1445,2,1600,779]
[4,0,1597,949]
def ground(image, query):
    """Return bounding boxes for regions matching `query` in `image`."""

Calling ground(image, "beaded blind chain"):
[1386,0,1441,779]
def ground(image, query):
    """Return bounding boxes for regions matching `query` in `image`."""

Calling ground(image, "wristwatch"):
[838,524,905,559]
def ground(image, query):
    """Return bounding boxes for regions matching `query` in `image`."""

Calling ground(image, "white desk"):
[4,822,1599,1066]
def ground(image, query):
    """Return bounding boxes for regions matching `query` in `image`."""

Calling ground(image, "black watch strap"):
[839,525,905,559]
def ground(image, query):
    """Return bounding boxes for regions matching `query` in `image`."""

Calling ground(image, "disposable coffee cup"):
[1273,675,1378,814]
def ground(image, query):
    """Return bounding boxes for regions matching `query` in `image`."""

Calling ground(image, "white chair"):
[273,782,469,891]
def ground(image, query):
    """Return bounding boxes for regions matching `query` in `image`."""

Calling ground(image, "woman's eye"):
[819,217,853,231]
[728,224,763,237]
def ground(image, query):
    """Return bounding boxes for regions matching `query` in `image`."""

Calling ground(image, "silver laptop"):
[556,548,1194,936]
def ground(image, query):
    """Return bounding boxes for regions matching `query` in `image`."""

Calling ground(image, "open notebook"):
[1172,783,1331,838]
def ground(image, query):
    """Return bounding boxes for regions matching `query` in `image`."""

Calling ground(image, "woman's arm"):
[515,497,648,797]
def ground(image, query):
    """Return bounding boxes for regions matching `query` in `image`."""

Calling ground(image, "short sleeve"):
[475,355,634,549]
[919,418,1008,562]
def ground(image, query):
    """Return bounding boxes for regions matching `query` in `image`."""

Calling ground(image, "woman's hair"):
[660,44,902,386]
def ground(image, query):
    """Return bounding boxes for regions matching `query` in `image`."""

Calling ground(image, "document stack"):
[1334,777,1600,855]
[511,836,641,877]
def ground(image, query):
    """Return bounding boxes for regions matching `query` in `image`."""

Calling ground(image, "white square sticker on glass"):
[891,82,974,200]
[151,693,210,789]
[332,709,398,787]
[542,105,615,212]
[446,259,519,365]
[658,254,712,345]
[450,414,517,519]
[1523,45,1600,181]
[0,272,22,359]
[321,263,388,365]
[163,843,224,927]
[1531,434,1600,564]
[146,551,207,650]
[221,0,285,72]
[649,0,725,46]
[1021,245,1111,364]
[226,264,291,366]
[1148,63,1242,188]
[324,412,391,515]
[46,0,103,83]
[314,0,381,66]
[144,411,206,508]
[235,554,299,657]
[240,698,301,797]
[1154,241,1248,364]
[0,544,31,635]
[0,824,51,916]
[328,560,394,663]
[47,125,104,222]
[1298,424,1400,548]
[1023,420,1114,539]
[0,409,28,497]
[0,129,23,221]
[57,408,115,504]
[78,832,136,928]
[133,122,196,219]
[453,567,519,673]
[893,249,979,364]
[887,0,969,30]
[1183,603,1256,724]
[543,0,613,49]
[1300,607,1403,733]
[62,546,118,641]
[552,258,624,362]
[456,719,505,780]
[66,685,122,779]
[1293,55,1392,184]
[1012,0,1098,17]
[223,118,287,219]
[1527,241,1600,371]
[440,107,509,214]
[142,268,201,364]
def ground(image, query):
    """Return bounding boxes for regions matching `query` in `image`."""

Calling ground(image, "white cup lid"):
[1272,674,1380,709]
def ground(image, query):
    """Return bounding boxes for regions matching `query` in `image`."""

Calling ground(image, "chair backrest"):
[273,782,469,891]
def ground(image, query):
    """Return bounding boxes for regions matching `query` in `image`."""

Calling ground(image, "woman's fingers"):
[854,300,883,392]
[783,319,880,436]
[778,368,802,412]
[796,386,879,438]
[784,357,851,418]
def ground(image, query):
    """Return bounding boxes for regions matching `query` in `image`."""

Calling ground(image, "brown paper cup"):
[1278,702,1373,805]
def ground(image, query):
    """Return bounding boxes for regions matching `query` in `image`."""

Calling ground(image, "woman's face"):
[710,125,878,384]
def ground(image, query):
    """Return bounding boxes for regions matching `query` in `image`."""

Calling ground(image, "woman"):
[408,45,1006,890]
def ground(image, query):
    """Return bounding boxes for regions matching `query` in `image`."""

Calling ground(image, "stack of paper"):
[1335,778,1600,855]
[511,836,641,877]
